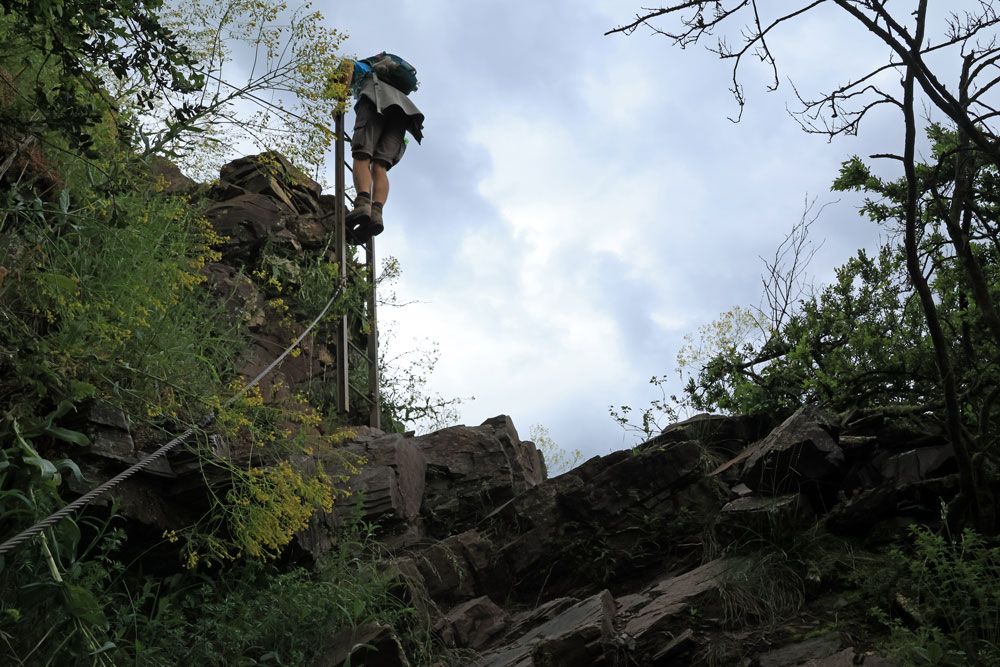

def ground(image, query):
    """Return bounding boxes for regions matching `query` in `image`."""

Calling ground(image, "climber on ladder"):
[339,53,424,243]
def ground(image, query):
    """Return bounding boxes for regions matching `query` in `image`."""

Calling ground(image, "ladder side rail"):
[365,238,381,429]
[334,113,350,416]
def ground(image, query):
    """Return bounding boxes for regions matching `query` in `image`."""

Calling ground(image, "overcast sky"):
[312,2,970,461]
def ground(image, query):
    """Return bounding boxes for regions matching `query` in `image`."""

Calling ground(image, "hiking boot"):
[367,203,384,237]
[345,196,371,240]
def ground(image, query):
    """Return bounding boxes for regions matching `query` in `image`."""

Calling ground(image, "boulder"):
[840,411,947,452]
[758,633,844,667]
[338,433,427,529]
[417,416,543,537]
[74,399,135,463]
[316,623,410,667]
[877,444,955,485]
[204,193,292,262]
[825,475,959,536]
[618,558,730,658]
[437,596,508,650]
[646,412,761,458]
[409,530,501,603]
[715,493,814,546]
[288,213,328,249]
[474,590,616,667]
[148,156,195,194]
[741,405,845,504]
[201,262,266,328]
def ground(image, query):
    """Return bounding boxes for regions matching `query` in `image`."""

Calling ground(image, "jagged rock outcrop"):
[202,152,343,406]
[291,405,963,666]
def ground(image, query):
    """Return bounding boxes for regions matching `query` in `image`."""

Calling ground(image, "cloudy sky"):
[312,2,966,461]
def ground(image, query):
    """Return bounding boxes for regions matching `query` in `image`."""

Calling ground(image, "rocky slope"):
[307,406,951,667]
[63,153,965,666]
[74,397,957,665]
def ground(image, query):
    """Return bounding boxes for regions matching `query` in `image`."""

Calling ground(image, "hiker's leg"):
[370,112,407,206]
[371,160,389,204]
[353,155,373,196]
[351,96,381,198]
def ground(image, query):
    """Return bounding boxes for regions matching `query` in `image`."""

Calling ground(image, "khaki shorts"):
[351,97,407,170]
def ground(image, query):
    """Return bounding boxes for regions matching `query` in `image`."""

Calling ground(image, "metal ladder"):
[333,113,381,429]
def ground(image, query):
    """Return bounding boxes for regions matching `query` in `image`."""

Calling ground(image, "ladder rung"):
[348,339,373,362]
[349,384,376,405]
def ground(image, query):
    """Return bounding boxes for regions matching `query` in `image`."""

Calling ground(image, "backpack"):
[361,52,419,95]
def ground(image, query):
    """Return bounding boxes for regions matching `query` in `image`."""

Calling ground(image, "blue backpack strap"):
[351,60,372,98]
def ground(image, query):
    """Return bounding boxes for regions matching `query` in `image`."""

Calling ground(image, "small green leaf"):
[63,583,108,627]
[89,640,117,656]
[23,453,59,481]
[53,458,85,482]
[43,426,90,446]
[69,381,97,400]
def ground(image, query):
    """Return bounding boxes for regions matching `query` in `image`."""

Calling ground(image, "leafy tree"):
[138,0,350,179]
[610,1,1000,531]
[0,0,202,151]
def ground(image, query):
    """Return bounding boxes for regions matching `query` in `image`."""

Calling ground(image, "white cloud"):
[324,0,949,459]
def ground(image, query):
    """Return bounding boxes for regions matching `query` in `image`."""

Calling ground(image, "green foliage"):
[105,519,417,667]
[609,374,681,443]
[0,166,239,424]
[875,525,1000,666]
[146,0,350,179]
[528,424,583,476]
[675,126,1000,431]
[684,243,934,419]
[378,334,466,434]
[0,0,202,151]
[715,552,805,628]
[0,514,433,667]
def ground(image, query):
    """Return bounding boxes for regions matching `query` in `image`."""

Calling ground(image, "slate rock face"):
[741,405,845,504]
[59,388,927,666]
[341,433,428,528]
[488,437,730,602]
[618,558,730,657]
[204,152,336,266]
[472,590,616,667]
[437,597,508,651]
[648,411,762,458]
[39,150,934,667]
[302,406,934,665]
[73,400,135,462]
[715,493,815,546]
[316,623,410,667]
[417,416,544,538]
[293,416,545,557]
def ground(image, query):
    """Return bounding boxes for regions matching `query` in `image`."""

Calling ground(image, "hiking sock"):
[357,191,371,201]
[371,201,383,211]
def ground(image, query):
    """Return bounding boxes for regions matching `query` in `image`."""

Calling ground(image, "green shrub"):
[108,520,413,667]
[876,526,1000,666]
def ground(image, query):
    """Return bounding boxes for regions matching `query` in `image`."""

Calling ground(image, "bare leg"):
[371,161,389,205]
[353,155,373,195]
